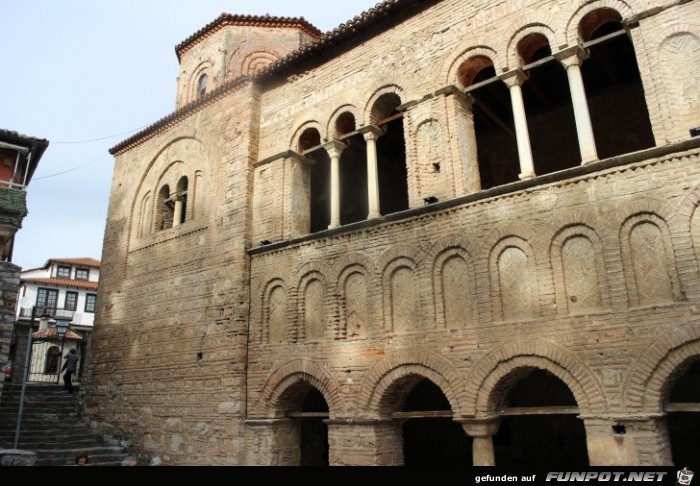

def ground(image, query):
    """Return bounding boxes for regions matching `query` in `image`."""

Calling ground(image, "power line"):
[33,153,109,180]
[53,125,148,144]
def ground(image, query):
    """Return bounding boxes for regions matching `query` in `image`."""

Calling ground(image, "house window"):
[85,293,97,313]
[57,266,71,278]
[75,268,89,280]
[36,288,58,311]
[64,291,78,311]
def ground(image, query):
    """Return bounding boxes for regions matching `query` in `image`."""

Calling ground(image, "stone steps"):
[0,384,131,466]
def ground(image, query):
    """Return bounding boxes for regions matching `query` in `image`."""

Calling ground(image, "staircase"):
[0,383,129,466]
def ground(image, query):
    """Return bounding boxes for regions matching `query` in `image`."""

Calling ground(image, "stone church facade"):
[86,0,700,466]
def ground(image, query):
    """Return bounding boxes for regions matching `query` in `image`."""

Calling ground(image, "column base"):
[518,172,535,181]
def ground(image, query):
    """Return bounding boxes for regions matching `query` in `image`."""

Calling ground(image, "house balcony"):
[0,186,27,247]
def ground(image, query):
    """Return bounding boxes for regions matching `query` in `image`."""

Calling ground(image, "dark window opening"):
[468,62,520,189]
[177,176,189,225]
[157,185,173,231]
[580,15,655,158]
[75,268,89,280]
[309,149,330,233]
[373,94,408,215]
[401,378,472,466]
[44,346,60,374]
[300,388,329,466]
[519,35,581,175]
[339,134,368,225]
[666,360,700,466]
[494,369,587,467]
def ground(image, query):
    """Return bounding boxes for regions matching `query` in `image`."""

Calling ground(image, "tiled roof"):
[48,257,100,268]
[110,0,431,156]
[22,277,98,290]
[175,13,323,61]
[32,328,84,341]
[0,128,49,147]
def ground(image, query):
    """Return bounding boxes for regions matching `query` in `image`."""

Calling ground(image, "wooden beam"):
[500,406,580,416]
[285,412,329,419]
[391,410,453,419]
[377,112,404,126]
[665,403,700,413]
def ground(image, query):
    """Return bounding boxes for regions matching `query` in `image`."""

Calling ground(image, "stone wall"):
[0,262,20,398]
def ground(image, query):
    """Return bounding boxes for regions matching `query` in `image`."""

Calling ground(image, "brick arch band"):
[254,359,345,418]
[464,340,606,417]
[359,350,466,417]
[624,317,700,412]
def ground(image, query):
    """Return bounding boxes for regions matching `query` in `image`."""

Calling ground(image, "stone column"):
[325,419,404,466]
[459,418,501,466]
[580,414,670,466]
[499,70,535,180]
[359,126,384,219]
[172,195,183,227]
[244,418,301,466]
[555,45,598,165]
[322,140,347,230]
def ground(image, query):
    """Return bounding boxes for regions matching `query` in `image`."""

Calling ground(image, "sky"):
[2,0,381,271]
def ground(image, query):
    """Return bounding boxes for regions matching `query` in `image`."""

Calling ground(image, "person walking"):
[61,348,79,395]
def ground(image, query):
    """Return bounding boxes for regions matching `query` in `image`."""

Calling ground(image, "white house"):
[14,257,99,383]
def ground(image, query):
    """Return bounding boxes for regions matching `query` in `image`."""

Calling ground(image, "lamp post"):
[54,311,72,385]
[13,305,51,449]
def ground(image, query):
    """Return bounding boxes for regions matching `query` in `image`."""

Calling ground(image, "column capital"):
[499,69,529,88]
[554,45,590,68]
[455,417,501,437]
[359,125,385,141]
[322,139,347,158]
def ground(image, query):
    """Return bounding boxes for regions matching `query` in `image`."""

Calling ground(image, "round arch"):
[464,340,606,417]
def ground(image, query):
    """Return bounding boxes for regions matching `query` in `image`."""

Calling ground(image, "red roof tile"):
[22,277,98,290]
[32,328,84,341]
[49,257,100,268]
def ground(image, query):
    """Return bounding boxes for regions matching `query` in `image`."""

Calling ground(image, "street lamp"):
[54,311,73,385]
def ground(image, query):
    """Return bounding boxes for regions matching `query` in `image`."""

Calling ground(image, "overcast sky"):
[2,0,381,270]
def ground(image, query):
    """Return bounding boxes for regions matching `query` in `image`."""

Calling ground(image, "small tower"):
[174,14,322,108]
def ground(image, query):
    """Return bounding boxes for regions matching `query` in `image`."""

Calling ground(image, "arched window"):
[371,93,408,215]
[44,346,60,374]
[579,10,655,158]
[197,74,208,98]
[460,56,519,189]
[300,128,329,233]
[175,176,189,226]
[157,185,173,231]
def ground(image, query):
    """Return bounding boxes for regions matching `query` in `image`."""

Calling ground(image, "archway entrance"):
[493,369,588,467]
[665,359,700,466]
[393,377,472,465]
[284,386,330,466]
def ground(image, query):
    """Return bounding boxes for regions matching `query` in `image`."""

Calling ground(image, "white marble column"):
[360,125,384,219]
[500,70,536,180]
[172,194,183,227]
[459,418,501,466]
[555,45,598,165]
[323,140,347,230]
